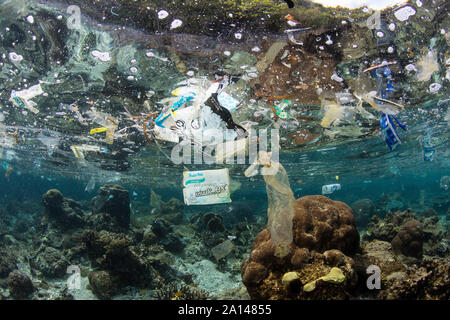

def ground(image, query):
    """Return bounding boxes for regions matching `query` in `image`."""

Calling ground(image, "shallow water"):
[0,0,449,300]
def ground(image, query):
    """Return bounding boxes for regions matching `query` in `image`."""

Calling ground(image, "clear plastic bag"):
[245,151,295,258]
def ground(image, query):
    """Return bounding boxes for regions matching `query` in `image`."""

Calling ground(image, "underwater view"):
[0,0,449,302]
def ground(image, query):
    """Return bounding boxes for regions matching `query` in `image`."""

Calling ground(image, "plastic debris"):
[85,177,96,192]
[91,50,111,62]
[416,50,439,82]
[154,77,246,146]
[9,84,44,114]
[158,10,169,20]
[422,129,435,161]
[90,127,109,135]
[150,189,162,209]
[182,168,231,205]
[85,109,118,144]
[245,151,295,258]
[70,144,105,159]
[394,6,416,21]
[380,113,407,151]
[320,99,353,128]
[170,19,183,30]
[322,184,341,195]
[211,239,234,261]
[440,176,450,191]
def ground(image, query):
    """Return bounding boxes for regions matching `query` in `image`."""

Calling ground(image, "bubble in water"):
[376,31,384,38]
[8,52,23,62]
[234,33,242,40]
[127,75,135,81]
[170,19,183,29]
[130,66,138,73]
[394,6,416,21]
[91,50,111,62]
[388,23,396,31]
[388,46,394,53]
[186,70,194,76]
[251,46,260,52]
[158,10,169,20]
[429,83,441,93]
[224,51,231,56]
[26,15,34,24]
[405,64,417,72]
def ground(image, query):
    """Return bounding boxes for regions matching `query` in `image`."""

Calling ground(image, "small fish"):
[141,289,147,295]
[189,283,197,288]
[297,180,302,183]
[174,292,183,297]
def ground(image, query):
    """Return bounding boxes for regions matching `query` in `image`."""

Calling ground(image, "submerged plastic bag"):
[211,239,234,261]
[245,151,295,258]
[182,168,231,205]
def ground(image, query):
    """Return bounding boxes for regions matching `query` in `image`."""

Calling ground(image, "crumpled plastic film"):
[245,151,295,258]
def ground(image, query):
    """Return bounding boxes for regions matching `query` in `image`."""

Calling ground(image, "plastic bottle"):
[422,129,434,161]
[322,183,341,195]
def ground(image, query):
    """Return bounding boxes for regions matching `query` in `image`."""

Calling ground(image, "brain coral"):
[241,195,360,299]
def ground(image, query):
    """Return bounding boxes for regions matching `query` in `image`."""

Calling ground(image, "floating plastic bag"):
[211,239,234,261]
[182,168,231,205]
[322,184,341,195]
[70,144,105,159]
[9,84,44,114]
[85,177,96,192]
[154,78,245,146]
[215,137,247,164]
[150,189,163,209]
[86,109,118,144]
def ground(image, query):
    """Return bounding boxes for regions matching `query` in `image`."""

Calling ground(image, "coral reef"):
[351,198,377,228]
[30,246,70,278]
[91,184,131,230]
[156,282,209,300]
[241,195,359,299]
[391,220,423,259]
[7,270,34,299]
[363,209,417,242]
[150,218,185,253]
[88,270,115,300]
[0,248,17,278]
[376,258,450,300]
[158,198,185,224]
[82,230,151,287]
[42,189,85,229]
[353,240,406,290]
[363,209,447,259]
